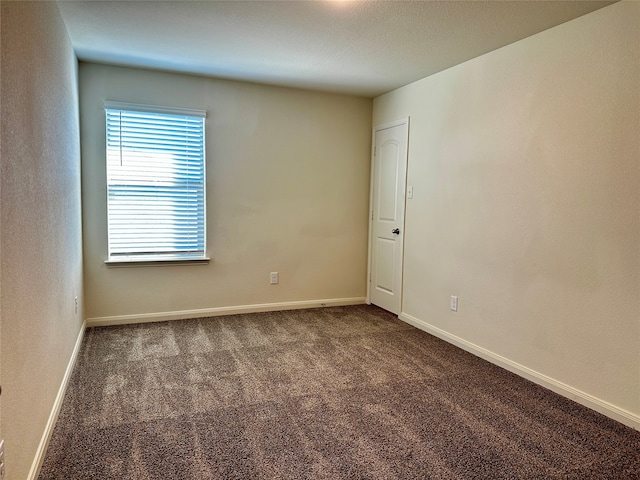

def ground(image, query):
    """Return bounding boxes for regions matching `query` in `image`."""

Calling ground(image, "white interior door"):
[368,119,408,315]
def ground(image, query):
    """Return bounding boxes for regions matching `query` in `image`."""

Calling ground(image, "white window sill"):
[105,256,211,267]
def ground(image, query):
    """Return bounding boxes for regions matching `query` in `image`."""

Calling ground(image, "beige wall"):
[373,1,639,423]
[0,2,84,479]
[80,64,372,322]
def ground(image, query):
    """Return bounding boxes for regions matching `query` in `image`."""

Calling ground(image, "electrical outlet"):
[74,296,78,314]
[0,438,5,480]
[270,272,278,284]
[450,295,458,312]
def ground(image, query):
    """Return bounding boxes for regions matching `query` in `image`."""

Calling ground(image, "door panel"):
[378,144,399,221]
[375,238,395,293]
[369,119,408,315]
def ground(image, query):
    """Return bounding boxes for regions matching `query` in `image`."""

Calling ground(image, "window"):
[105,102,207,263]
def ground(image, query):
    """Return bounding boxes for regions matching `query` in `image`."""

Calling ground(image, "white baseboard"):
[28,320,86,480]
[86,297,367,327]
[399,312,640,431]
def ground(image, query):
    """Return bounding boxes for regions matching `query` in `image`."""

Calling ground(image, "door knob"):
[392,228,400,235]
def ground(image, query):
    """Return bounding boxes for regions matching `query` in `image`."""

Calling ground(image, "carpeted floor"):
[39,305,639,479]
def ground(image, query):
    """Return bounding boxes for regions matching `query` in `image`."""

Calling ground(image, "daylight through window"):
[105,102,206,262]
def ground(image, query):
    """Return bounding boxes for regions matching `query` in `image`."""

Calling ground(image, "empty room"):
[1,0,638,479]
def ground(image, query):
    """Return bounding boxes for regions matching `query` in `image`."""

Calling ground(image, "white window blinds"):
[105,102,206,261]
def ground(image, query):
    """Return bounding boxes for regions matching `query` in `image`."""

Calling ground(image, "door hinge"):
[374,146,377,156]
[371,211,374,221]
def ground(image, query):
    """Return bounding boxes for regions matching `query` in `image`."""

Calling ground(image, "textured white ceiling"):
[56,0,614,97]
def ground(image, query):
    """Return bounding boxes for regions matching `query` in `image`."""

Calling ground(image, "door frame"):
[366,117,410,311]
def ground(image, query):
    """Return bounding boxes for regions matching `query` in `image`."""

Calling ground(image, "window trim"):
[104,256,210,267]
[104,101,208,266]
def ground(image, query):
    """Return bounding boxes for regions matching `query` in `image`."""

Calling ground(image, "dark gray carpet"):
[39,305,640,479]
